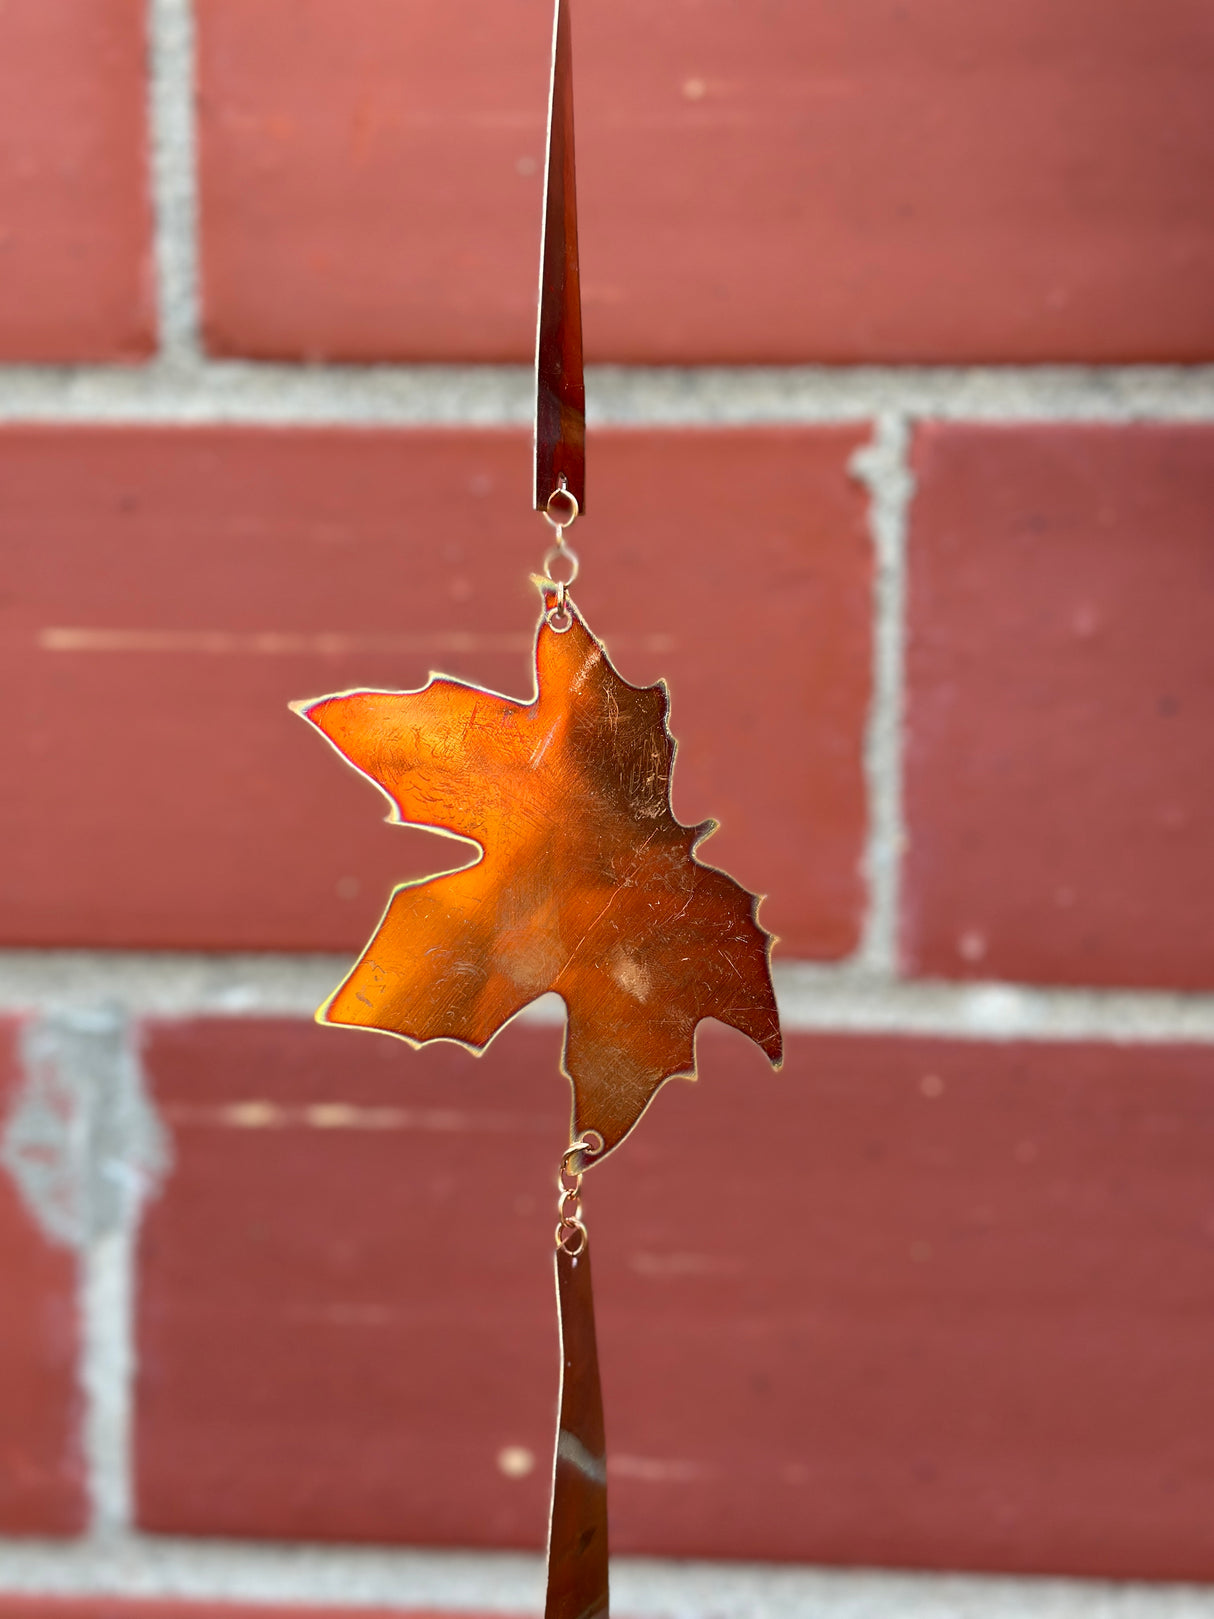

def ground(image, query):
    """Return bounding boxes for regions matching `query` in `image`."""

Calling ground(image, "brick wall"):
[1,3,1212,1617]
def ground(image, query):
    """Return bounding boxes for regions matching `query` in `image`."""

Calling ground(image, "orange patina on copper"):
[293,601,782,1160]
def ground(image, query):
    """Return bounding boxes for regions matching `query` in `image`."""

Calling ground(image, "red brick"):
[0,1019,86,1534]
[0,1605,487,1619]
[0,424,869,959]
[197,0,1214,364]
[136,1017,1214,1578]
[904,424,1214,990]
[0,0,153,361]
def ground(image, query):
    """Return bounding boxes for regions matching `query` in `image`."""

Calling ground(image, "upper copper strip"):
[534,0,586,515]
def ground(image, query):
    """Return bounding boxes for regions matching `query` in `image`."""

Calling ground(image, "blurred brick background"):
[0,2,1212,1617]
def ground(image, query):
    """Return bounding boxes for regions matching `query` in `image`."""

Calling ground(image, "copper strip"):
[534,0,585,516]
[544,1240,609,1619]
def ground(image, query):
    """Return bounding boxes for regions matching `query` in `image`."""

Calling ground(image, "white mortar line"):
[79,1010,161,1541]
[589,363,1214,424]
[2,952,1214,1043]
[851,414,912,974]
[2,1536,1213,1618]
[6,1012,162,1536]
[774,967,1214,1044]
[147,0,201,361]
[0,363,1213,424]
[82,1228,135,1535]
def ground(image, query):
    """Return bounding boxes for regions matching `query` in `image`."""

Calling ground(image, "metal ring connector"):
[543,479,580,533]
[560,1131,604,1179]
[542,542,579,588]
[532,538,579,633]
[556,1220,588,1256]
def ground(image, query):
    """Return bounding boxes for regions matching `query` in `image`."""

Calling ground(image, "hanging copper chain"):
[535,475,580,630]
[555,1129,604,1254]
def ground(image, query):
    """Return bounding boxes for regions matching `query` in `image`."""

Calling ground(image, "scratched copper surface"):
[293,601,782,1159]
[534,0,585,515]
[545,1241,609,1619]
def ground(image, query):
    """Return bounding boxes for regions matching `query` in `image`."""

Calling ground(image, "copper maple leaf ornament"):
[292,602,782,1160]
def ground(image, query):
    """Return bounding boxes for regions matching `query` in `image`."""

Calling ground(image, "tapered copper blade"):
[545,1242,609,1619]
[534,0,585,516]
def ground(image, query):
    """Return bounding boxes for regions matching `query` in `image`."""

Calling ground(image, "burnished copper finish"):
[545,1240,609,1619]
[292,600,782,1161]
[534,0,585,517]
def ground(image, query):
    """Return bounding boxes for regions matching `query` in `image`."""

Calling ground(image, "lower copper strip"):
[544,1240,609,1619]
